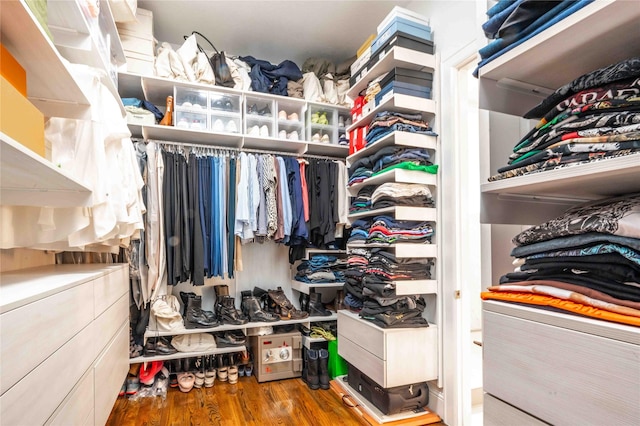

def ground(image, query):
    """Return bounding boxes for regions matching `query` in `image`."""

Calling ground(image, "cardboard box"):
[0,44,27,96]
[1,76,45,157]
[357,34,376,58]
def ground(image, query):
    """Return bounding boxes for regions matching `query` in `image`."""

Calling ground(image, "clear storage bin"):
[174,87,208,111]
[175,111,207,131]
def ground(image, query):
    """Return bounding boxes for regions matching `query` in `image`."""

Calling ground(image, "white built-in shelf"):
[304,141,349,157]
[394,279,437,296]
[305,248,347,255]
[47,0,125,117]
[348,206,436,222]
[129,345,247,364]
[0,264,124,314]
[118,72,146,100]
[143,313,338,339]
[142,124,244,148]
[478,1,640,116]
[0,132,92,208]
[347,243,437,259]
[243,135,307,154]
[141,74,242,106]
[347,46,436,99]
[348,168,437,195]
[0,0,92,119]
[480,154,640,225]
[291,280,345,295]
[346,131,437,166]
[347,94,436,133]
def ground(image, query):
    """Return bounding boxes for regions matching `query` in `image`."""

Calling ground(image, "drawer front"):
[484,310,640,426]
[338,311,384,359]
[46,369,95,426]
[93,265,128,318]
[385,326,438,386]
[483,393,547,426]
[338,333,386,387]
[0,322,95,426]
[94,321,129,426]
[0,282,94,394]
[94,293,129,359]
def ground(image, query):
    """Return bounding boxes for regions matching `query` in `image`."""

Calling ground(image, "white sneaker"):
[248,125,260,136]
[278,110,288,120]
[212,119,224,132]
[338,116,345,127]
[226,120,238,133]
[321,134,330,144]
[191,119,204,130]
[288,112,299,122]
[288,131,299,141]
[278,130,287,139]
[260,125,269,137]
[311,133,321,143]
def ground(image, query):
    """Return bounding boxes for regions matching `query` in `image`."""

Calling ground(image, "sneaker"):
[278,110,288,120]
[258,105,271,116]
[181,101,193,108]
[311,112,320,123]
[288,131,299,141]
[212,119,225,132]
[226,120,238,133]
[288,112,299,122]
[278,130,287,139]
[321,134,330,144]
[177,118,189,128]
[318,112,329,125]
[311,133,321,143]
[260,125,269,137]
[248,103,259,115]
[338,116,345,127]
[248,125,260,136]
[191,119,204,130]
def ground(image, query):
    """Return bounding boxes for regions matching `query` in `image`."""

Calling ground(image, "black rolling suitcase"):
[347,363,429,415]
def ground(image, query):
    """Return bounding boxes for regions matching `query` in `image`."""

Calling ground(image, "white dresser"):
[0,264,129,426]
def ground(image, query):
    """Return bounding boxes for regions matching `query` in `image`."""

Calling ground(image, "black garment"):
[179,154,191,283]
[188,154,204,285]
[199,157,212,277]
[227,157,236,278]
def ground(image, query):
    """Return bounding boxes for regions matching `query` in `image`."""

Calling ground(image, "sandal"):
[228,366,239,384]
[177,372,196,393]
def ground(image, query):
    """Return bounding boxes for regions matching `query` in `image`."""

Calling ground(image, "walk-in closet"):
[1,1,638,425]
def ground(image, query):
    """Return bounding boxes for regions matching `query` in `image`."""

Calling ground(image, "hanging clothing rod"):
[140,138,346,161]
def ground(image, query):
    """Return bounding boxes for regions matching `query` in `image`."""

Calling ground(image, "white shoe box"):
[116,8,153,37]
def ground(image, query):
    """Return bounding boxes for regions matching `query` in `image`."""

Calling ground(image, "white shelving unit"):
[348,168,437,196]
[0,132,92,208]
[346,131,437,165]
[348,206,437,222]
[129,345,248,364]
[478,1,640,424]
[0,0,91,119]
[346,94,436,133]
[290,280,345,295]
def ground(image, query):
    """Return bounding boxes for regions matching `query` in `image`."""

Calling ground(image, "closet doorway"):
[439,42,483,426]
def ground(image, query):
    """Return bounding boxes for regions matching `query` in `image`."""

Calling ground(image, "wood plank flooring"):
[107,376,365,426]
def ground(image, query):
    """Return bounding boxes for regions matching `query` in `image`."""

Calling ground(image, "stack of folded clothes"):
[349,186,375,214]
[347,219,371,244]
[365,111,438,147]
[371,183,433,209]
[474,0,594,75]
[367,215,433,245]
[482,193,640,327]
[294,255,347,283]
[348,145,438,187]
[489,57,640,181]
[365,250,433,281]
[360,292,429,329]
[342,248,369,311]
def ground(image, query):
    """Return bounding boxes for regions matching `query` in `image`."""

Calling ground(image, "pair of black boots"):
[241,290,280,322]
[299,291,332,317]
[179,292,218,329]
[215,285,249,326]
[302,348,330,390]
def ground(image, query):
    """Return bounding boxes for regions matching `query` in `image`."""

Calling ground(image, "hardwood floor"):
[107,376,364,426]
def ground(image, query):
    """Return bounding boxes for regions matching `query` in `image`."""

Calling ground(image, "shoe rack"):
[118,72,351,158]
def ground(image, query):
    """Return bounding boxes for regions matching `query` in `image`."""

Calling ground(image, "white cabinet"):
[477,1,640,424]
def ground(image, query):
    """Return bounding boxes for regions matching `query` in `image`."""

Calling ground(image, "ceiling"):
[137,0,411,68]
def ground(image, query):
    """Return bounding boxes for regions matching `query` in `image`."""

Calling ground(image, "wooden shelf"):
[347,243,437,259]
[347,94,436,132]
[0,132,92,208]
[346,131,437,166]
[0,0,92,119]
[478,1,640,117]
[291,280,345,295]
[348,169,437,195]
[129,345,247,364]
[347,46,436,99]
[142,124,244,148]
[480,154,640,225]
[349,206,436,222]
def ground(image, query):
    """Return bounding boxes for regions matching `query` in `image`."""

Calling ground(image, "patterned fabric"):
[524,57,640,118]
[513,193,640,246]
[261,154,278,238]
[526,243,640,266]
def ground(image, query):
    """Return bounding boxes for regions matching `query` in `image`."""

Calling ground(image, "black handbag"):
[189,31,235,88]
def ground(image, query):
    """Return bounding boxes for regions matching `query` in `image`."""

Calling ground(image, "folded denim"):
[372,111,424,122]
[366,125,438,147]
[344,292,364,309]
[511,232,640,257]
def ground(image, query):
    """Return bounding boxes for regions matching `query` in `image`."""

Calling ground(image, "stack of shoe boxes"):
[116,8,155,75]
